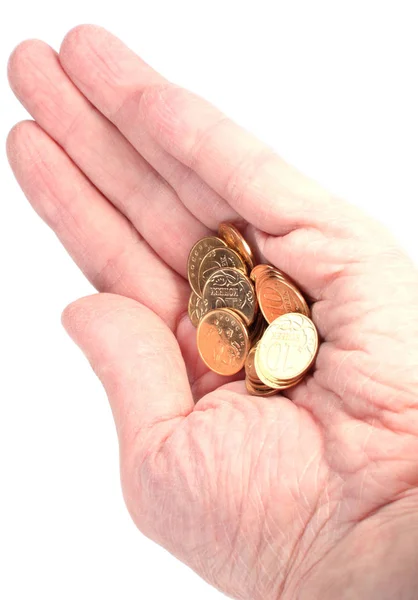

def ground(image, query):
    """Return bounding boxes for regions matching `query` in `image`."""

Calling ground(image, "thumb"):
[61,293,194,450]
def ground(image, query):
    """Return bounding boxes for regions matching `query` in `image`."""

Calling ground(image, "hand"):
[7,25,418,600]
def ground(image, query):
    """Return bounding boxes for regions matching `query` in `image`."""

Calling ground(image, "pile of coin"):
[187,223,319,396]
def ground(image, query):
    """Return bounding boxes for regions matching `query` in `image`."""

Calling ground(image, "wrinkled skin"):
[7,25,418,600]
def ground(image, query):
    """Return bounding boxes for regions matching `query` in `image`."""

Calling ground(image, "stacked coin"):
[187,223,319,396]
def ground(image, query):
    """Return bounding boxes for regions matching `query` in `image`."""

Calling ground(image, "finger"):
[56,26,393,303]
[58,28,363,236]
[59,24,238,229]
[7,120,188,329]
[137,80,399,305]
[62,293,194,449]
[8,39,208,277]
[140,84,382,238]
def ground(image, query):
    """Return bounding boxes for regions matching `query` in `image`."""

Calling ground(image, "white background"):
[1,2,417,599]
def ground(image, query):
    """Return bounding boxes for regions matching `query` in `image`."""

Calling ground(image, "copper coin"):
[252,265,311,319]
[255,313,318,385]
[188,292,209,327]
[218,222,255,271]
[245,344,260,383]
[197,308,249,375]
[252,266,293,291]
[245,378,277,397]
[251,264,295,287]
[245,344,278,396]
[250,264,275,283]
[257,272,310,323]
[187,236,227,296]
[202,267,257,326]
[198,247,246,293]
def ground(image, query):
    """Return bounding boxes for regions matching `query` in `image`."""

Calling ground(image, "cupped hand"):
[7,26,418,600]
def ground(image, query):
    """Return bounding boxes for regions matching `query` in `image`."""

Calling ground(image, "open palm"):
[8,25,418,600]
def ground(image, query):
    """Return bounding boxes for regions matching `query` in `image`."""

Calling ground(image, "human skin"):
[7,25,418,600]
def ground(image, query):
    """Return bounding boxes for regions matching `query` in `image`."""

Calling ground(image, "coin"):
[245,344,260,383]
[250,264,275,282]
[187,236,227,296]
[251,264,298,287]
[256,271,310,323]
[255,313,318,385]
[198,247,246,293]
[218,222,255,271]
[251,264,295,288]
[197,308,250,375]
[188,233,318,385]
[245,378,278,397]
[202,267,257,326]
[188,292,209,327]
[254,349,305,389]
[245,345,277,395]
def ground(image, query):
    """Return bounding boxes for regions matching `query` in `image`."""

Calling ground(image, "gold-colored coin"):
[256,271,310,323]
[202,267,257,326]
[188,292,209,327]
[197,308,250,376]
[218,222,255,271]
[255,313,318,386]
[254,353,304,390]
[187,236,227,296]
[198,247,246,293]
[254,349,305,390]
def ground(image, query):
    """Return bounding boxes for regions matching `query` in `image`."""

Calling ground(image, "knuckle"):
[224,146,276,209]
